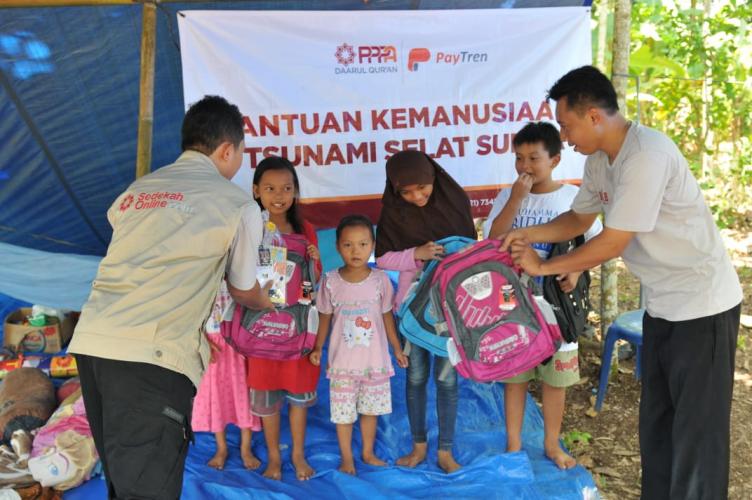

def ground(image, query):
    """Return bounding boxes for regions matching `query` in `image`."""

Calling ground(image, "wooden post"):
[611,0,631,111]
[600,0,632,374]
[135,0,156,178]
[596,0,611,70]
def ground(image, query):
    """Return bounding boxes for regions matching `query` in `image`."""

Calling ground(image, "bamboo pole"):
[598,0,632,375]
[611,0,631,111]
[596,0,610,70]
[135,0,156,178]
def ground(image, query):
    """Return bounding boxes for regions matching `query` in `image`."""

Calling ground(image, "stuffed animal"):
[0,368,55,444]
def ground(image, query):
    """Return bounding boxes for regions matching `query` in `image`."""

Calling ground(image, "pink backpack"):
[221,233,318,360]
[429,239,562,382]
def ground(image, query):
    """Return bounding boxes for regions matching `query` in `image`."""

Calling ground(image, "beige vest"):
[69,151,252,386]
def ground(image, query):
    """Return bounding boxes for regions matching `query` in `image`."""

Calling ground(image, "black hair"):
[547,65,619,115]
[253,156,304,235]
[181,95,244,155]
[336,214,375,243]
[513,122,563,157]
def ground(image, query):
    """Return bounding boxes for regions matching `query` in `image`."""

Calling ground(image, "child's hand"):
[307,244,320,261]
[557,272,581,293]
[510,173,534,200]
[415,241,445,261]
[395,350,409,368]
[208,337,222,363]
[309,348,322,366]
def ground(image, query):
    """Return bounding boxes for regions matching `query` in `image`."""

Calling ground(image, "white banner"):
[178,8,591,221]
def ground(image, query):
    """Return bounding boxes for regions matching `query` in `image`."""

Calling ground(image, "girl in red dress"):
[247,156,322,481]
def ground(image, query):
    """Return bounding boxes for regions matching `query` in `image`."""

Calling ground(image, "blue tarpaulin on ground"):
[65,352,598,499]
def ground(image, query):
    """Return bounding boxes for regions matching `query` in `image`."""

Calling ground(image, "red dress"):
[247,221,322,393]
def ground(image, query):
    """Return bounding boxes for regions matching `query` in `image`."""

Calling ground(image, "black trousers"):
[76,354,195,500]
[639,303,741,500]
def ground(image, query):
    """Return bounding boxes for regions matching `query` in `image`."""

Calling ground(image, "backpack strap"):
[542,235,591,342]
[407,261,443,335]
[285,251,318,307]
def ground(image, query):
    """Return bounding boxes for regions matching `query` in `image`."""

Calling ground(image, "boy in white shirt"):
[485,121,601,469]
[502,66,742,500]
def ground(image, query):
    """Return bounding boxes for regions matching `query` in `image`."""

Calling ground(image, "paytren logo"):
[407,47,488,71]
[407,48,431,71]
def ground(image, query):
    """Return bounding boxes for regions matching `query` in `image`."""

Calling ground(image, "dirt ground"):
[528,229,752,499]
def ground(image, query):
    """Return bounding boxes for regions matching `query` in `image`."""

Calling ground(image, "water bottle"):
[262,220,285,250]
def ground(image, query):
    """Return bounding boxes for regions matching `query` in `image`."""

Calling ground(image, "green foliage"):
[563,430,593,451]
[595,0,752,229]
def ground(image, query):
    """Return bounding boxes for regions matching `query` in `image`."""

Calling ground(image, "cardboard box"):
[2,308,74,354]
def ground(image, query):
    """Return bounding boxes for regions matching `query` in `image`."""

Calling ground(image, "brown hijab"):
[376,150,475,257]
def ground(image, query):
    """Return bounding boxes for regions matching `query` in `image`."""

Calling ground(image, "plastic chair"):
[595,308,645,411]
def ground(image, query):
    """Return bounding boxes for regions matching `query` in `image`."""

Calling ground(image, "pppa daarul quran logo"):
[334,43,398,75]
[335,43,356,66]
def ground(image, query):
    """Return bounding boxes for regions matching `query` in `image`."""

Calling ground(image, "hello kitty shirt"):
[317,268,395,380]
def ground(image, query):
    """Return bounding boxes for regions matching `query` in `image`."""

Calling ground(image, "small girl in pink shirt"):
[309,214,408,475]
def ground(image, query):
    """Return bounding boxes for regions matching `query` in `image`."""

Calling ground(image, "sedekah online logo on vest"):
[598,191,610,204]
[119,192,194,214]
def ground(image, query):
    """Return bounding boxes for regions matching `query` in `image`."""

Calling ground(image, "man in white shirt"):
[502,66,742,500]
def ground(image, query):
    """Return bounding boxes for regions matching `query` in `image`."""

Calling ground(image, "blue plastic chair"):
[595,308,645,411]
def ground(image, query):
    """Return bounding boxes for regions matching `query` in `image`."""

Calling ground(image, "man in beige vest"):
[69,96,273,499]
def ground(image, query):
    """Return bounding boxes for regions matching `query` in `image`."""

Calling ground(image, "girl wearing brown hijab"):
[375,150,475,473]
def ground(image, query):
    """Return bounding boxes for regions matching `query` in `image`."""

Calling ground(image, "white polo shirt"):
[572,123,742,321]
[226,204,263,290]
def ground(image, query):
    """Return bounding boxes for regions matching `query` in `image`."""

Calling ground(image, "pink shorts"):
[329,377,391,424]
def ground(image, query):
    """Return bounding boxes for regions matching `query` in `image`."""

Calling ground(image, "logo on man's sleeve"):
[598,191,610,204]
[119,194,134,212]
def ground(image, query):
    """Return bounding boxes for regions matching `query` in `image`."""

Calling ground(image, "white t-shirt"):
[483,183,602,352]
[226,203,263,290]
[572,123,742,321]
[482,184,602,256]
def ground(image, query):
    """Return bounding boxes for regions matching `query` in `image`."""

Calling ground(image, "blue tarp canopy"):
[0,0,589,257]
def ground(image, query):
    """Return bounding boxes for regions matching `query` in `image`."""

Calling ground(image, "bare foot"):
[362,453,387,467]
[207,448,228,470]
[338,457,356,475]
[396,443,427,467]
[262,456,282,480]
[545,444,576,470]
[506,436,522,453]
[241,449,261,470]
[437,450,462,474]
[292,453,315,480]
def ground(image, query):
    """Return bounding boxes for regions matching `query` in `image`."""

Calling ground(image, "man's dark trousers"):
[640,303,741,500]
[77,354,195,500]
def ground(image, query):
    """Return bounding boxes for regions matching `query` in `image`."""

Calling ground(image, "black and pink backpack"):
[221,233,317,360]
[429,239,563,382]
